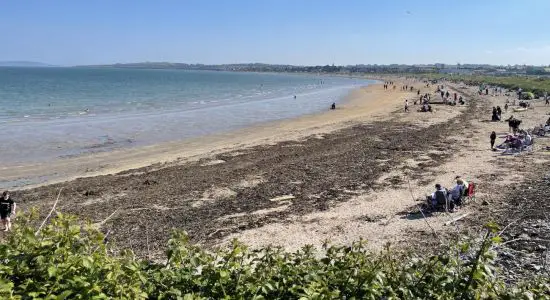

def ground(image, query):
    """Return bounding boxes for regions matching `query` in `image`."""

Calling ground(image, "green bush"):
[0,211,548,299]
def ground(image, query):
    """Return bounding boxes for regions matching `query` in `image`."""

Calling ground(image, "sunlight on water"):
[0,67,373,163]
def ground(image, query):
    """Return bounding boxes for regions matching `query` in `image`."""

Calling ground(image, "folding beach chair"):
[465,182,476,203]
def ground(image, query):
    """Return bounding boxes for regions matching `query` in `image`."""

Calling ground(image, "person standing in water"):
[0,191,16,231]
[490,131,497,150]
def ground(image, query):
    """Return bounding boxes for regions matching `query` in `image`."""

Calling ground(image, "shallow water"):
[0,67,372,164]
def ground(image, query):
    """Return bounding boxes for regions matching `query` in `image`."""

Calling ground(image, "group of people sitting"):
[533,117,550,136]
[518,101,531,109]
[426,177,471,212]
[495,130,533,153]
[441,90,465,106]
[414,93,433,112]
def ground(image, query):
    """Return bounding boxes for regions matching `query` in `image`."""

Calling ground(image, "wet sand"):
[2,81,412,190]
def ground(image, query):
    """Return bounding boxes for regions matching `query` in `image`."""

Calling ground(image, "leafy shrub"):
[0,211,548,299]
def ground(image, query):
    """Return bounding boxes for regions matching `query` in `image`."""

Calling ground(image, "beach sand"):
[9,78,550,263]
[2,81,413,190]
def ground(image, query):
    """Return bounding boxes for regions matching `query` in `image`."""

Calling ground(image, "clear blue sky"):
[1,0,550,66]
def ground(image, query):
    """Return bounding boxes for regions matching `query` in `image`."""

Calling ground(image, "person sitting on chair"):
[455,176,468,190]
[449,179,466,207]
[429,184,452,210]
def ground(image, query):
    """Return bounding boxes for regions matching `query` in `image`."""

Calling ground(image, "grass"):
[421,74,550,97]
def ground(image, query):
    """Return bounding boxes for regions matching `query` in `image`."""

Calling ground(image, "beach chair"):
[464,182,476,203]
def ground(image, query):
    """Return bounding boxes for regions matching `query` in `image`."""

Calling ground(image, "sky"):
[1,0,550,66]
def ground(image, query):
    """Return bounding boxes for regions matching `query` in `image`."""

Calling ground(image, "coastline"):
[13,77,550,272]
[1,81,413,190]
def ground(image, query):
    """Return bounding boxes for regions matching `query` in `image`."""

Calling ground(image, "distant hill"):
[0,61,56,67]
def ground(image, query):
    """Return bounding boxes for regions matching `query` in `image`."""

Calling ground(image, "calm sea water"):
[0,67,372,164]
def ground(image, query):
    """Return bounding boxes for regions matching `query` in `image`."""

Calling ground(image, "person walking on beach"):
[0,191,16,232]
[504,103,509,112]
[405,99,409,112]
[545,92,549,105]
[490,131,497,150]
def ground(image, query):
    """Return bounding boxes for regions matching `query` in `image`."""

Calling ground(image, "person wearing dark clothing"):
[496,106,502,118]
[0,191,16,231]
[507,116,521,133]
[331,102,336,110]
[491,107,500,121]
[429,184,454,211]
[504,103,508,112]
[490,131,497,149]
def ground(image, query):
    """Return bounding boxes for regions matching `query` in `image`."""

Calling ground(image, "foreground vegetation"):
[422,74,550,98]
[0,211,548,299]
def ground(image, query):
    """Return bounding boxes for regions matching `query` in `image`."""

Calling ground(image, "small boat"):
[513,107,527,112]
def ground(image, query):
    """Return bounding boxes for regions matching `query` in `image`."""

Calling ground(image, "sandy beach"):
[1,80,410,190]
[9,78,550,279]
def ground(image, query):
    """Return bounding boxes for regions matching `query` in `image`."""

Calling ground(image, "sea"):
[0,67,373,164]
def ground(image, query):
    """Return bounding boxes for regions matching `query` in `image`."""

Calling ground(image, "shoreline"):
[15,78,483,257]
[2,80,414,190]
[10,76,550,283]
